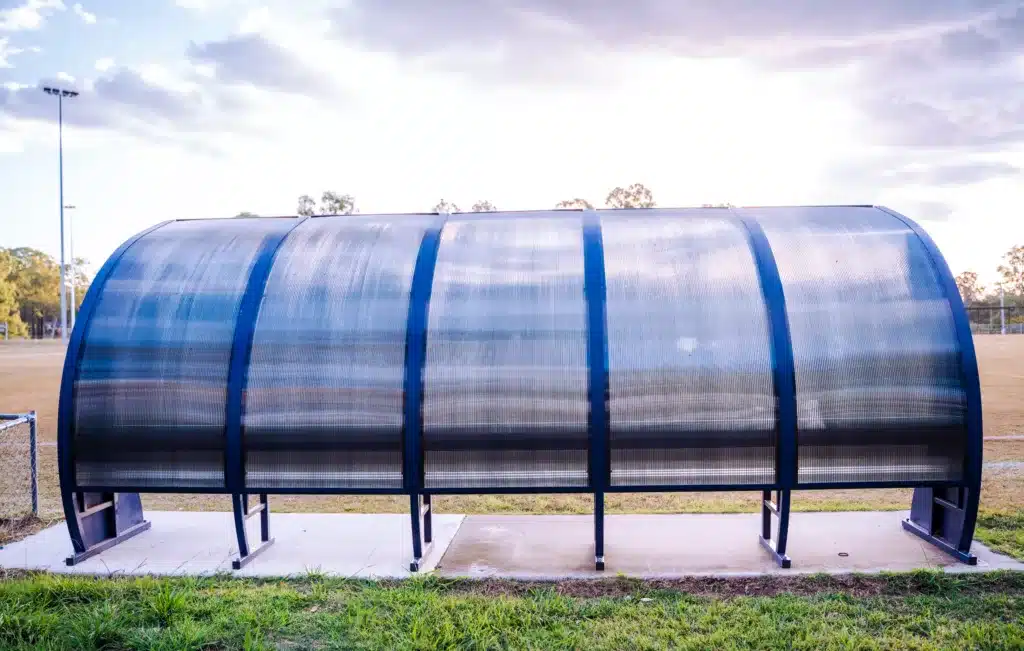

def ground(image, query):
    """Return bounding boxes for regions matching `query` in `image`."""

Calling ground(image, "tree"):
[297,192,357,216]
[997,245,1024,297]
[0,247,91,339]
[605,183,656,209]
[555,198,594,210]
[5,247,60,335]
[234,211,259,218]
[470,200,497,212]
[297,195,317,217]
[954,271,986,307]
[0,249,27,337]
[432,199,461,214]
[319,191,356,215]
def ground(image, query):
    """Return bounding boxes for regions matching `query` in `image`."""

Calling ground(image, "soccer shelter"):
[57,206,983,571]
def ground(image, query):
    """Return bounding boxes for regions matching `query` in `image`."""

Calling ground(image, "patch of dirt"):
[424,573,1024,599]
[0,514,59,546]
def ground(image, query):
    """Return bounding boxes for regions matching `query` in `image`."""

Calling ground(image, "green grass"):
[0,571,1022,650]
[977,511,1024,560]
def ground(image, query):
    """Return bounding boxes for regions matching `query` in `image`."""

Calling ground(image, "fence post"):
[1000,286,1006,335]
[29,410,38,516]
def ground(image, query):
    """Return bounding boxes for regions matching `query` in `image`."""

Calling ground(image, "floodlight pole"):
[65,205,77,329]
[43,85,78,341]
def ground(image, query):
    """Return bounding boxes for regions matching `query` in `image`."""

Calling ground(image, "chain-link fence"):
[0,412,38,519]
[967,306,1024,334]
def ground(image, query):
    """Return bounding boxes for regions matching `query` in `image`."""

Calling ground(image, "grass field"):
[1,336,1023,554]
[0,570,1021,650]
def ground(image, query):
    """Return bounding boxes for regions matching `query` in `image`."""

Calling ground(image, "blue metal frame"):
[734,212,797,566]
[403,217,446,570]
[57,220,172,554]
[582,211,610,570]
[734,213,798,489]
[57,207,986,571]
[225,215,309,567]
[877,206,983,556]
[72,479,968,495]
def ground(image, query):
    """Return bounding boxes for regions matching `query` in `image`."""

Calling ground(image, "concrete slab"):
[436,511,1024,578]
[0,511,465,578]
[2,510,1020,580]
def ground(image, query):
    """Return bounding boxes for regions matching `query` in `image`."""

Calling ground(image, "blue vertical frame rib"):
[402,218,446,569]
[58,220,173,553]
[224,216,311,496]
[734,212,796,566]
[582,211,610,568]
[402,218,446,494]
[225,216,309,565]
[877,206,983,552]
[733,212,798,490]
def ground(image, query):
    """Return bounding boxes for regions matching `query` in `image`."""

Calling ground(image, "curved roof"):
[59,206,981,494]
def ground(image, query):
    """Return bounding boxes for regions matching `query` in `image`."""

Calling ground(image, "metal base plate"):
[758,535,792,569]
[409,540,433,572]
[595,555,605,571]
[232,538,275,570]
[65,520,152,566]
[902,518,977,565]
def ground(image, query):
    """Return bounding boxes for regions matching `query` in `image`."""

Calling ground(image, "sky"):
[1,0,1023,283]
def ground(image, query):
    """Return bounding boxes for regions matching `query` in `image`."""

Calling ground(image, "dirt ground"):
[1,336,1021,518]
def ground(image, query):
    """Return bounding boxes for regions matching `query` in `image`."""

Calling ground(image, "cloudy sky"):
[1,0,1023,281]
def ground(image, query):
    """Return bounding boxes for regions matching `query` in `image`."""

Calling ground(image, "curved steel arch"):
[225,216,311,494]
[225,216,311,566]
[402,216,447,570]
[877,206,983,559]
[733,212,798,567]
[732,214,799,489]
[582,210,610,569]
[58,220,174,556]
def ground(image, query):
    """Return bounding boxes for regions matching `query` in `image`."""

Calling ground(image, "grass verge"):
[0,571,1022,650]
[976,511,1024,560]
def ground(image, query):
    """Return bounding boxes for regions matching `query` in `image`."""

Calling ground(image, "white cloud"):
[239,6,270,33]
[56,71,74,82]
[72,3,96,24]
[0,0,65,32]
[0,36,23,67]
[186,33,330,95]
[175,0,233,11]
[94,57,113,71]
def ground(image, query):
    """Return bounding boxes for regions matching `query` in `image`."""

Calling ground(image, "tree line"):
[235,182,662,218]
[0,248,90,338]
[956,244,1024,310]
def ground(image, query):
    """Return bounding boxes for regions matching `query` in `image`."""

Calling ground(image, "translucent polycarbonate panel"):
[73,218,294,489]
[756,207,966,484]
[423,216,589,489]
[602,214,777,486]
[244,216,432,490]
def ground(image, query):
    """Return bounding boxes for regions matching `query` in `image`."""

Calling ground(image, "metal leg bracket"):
[409,494,433,572]
[759,489,792,568]
[232,493,274,570]
[65,492,151,566]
